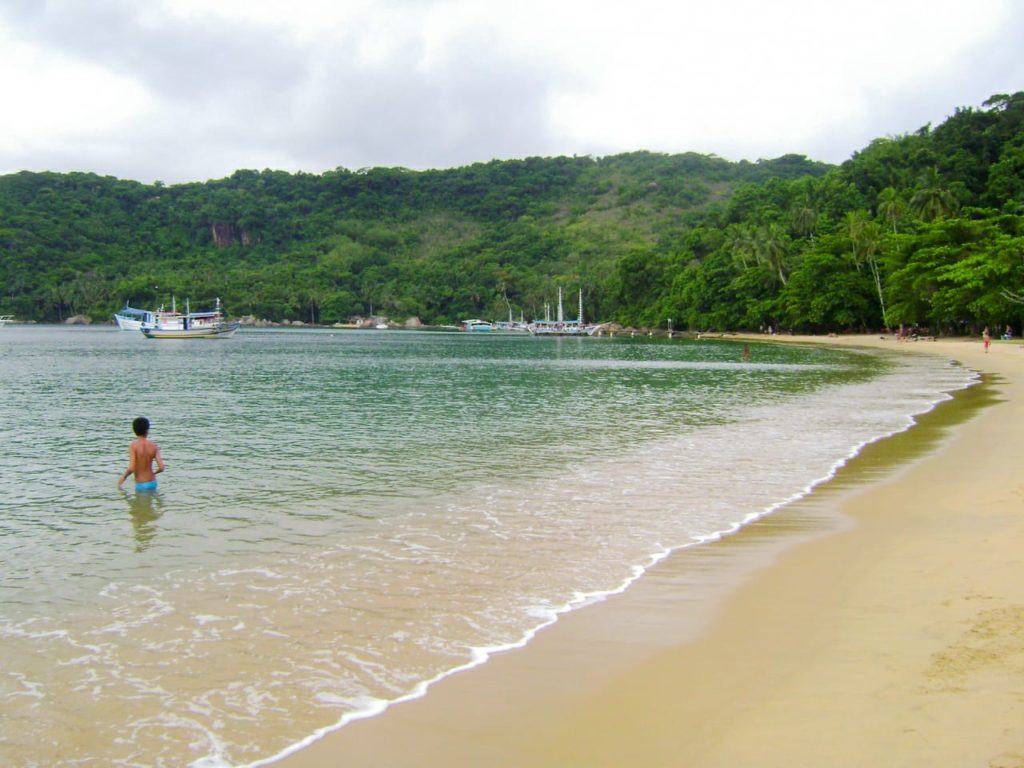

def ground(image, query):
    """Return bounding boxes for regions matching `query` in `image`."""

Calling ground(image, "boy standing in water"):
[118,417,165,492]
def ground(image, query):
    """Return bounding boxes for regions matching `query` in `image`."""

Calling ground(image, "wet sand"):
[277,335,1024,768]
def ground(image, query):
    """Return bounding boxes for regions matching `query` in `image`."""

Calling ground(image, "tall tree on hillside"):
[790,197,818,241]
[845,210,888,328]
[723,224,758,270]
[862,221,889,330]
[910,167,957,221]
[844,210,869,271]
[984,140,1024,208]
[757,223,790,286]
[876,187,906,235]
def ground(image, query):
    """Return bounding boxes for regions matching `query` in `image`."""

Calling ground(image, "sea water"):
[0,326,974,767]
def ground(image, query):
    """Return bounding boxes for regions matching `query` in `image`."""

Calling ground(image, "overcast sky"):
[1,0,1022,185]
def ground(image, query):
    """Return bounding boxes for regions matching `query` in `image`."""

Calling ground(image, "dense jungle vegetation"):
[2,92,1023,334]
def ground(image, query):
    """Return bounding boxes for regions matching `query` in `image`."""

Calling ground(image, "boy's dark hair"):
[132,416,150,437]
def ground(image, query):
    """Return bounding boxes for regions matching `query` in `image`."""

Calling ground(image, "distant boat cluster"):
[112,287,596,338]
[462,288,600,336]
[114,298,239,339]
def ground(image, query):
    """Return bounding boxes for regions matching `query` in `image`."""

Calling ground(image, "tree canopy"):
[2,92,1023,336]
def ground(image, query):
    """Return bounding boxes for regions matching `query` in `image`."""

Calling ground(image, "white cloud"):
[0,0,1019,182]
[0,25,150,154]
[541,0,1016,160]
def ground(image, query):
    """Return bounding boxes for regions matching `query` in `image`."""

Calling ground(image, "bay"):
[0,326,973,767]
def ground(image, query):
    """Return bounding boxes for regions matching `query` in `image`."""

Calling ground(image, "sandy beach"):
[278,334,1024,768]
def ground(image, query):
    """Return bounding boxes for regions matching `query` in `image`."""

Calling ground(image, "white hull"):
[114,314,145,331]
[141,321,240,339]
[528,287,596,336]
[139,298,238,340]
[114,305,155,330]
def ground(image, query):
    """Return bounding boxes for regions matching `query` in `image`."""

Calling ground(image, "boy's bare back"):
[118,416,166,489]
[128,437,162,483]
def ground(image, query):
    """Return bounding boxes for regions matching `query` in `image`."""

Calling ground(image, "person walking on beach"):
[118,416,165,492]
[983,327,991,352]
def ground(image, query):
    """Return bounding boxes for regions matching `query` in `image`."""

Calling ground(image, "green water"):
[0,325,973,767]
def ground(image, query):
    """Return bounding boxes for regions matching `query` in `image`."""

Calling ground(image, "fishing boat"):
[462,319,494,332]
[113,303,156,331]
[0,315,12,326]
[529,288,597,336]
[493,305,530,333]
[493,320,530,333]
[141,298,240,339]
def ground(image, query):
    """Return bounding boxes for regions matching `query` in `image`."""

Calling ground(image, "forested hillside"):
[643,92,1024,336]
[0,151,825,325]
[1,92,1022,334]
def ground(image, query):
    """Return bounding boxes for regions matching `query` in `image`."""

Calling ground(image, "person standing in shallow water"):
[118,416,165,492]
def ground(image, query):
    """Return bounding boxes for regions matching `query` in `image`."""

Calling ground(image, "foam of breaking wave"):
[237,352,975,768]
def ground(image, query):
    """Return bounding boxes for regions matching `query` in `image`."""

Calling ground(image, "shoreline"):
[276,334,1024,768]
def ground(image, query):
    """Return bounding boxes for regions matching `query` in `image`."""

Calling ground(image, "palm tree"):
[844,211,869,271]
[306,286,327,325]
[724,224,757,270]
[845,211,889,328]
[910,167,956,221]
[756,223,789,286]
[790,198,817,241]
[876,187,906,235]
[860,221,889,330]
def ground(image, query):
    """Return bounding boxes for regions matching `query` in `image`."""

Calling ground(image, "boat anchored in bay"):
[141,298,240,339]
[113,303,156,331]
[529,288,598,336]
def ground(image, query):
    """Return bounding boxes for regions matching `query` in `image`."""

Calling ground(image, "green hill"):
[0,152,828,325]
[2,92,1022,335]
